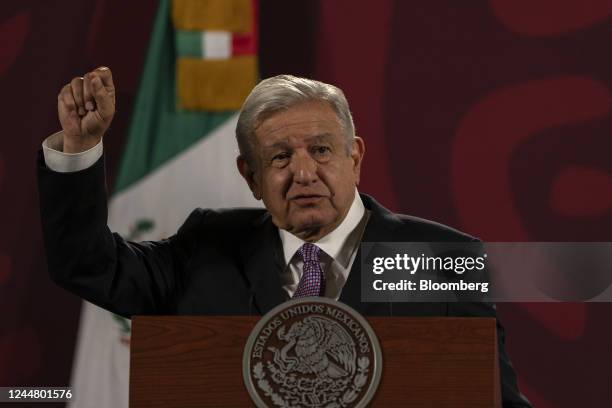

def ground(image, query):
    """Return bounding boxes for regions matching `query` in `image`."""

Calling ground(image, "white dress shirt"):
[278,192,368,300]
[42,132,369,300]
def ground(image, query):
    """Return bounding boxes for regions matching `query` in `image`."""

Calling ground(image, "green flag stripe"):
[175,30,203,58]
[114,0,235,195]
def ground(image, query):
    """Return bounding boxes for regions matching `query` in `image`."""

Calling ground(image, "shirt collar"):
[279,190,366,266]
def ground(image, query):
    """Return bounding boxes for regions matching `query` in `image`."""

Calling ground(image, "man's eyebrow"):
[306,133,334,143]
[262,140,291,151]
[261,133,334,150]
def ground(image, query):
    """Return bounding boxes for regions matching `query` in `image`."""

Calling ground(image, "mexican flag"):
[68,0,260,406]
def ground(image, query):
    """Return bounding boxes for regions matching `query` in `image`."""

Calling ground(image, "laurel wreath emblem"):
[253,356,370,408]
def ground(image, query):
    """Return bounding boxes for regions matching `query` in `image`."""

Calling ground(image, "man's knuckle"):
[58,88,68,101]
[71,90,83,102]
[62,94,76,108]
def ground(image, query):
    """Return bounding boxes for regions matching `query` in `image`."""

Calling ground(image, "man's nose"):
[290,152,318,185]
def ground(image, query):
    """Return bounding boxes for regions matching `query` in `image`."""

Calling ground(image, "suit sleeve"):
[37,150,202,317]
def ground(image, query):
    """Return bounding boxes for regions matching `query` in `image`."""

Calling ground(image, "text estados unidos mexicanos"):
[372,253,487,275]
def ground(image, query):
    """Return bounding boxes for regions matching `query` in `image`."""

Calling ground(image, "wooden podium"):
[130,316,501,407]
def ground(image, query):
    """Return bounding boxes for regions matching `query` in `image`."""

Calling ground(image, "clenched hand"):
[57,66,115,153]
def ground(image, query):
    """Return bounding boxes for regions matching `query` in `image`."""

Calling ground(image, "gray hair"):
[236,75,355,166]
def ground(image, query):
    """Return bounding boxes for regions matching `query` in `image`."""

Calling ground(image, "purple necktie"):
[293,243,325,298]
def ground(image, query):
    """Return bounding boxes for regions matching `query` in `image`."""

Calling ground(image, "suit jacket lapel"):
[240,213,287,315]
[340,194,400,315]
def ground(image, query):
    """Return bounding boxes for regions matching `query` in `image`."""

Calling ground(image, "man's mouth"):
[290,194,325,205]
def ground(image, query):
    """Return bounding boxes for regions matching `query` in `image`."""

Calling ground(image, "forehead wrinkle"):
[260,117,337,137]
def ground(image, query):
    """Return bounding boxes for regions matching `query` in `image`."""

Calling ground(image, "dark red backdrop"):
[1,1,611,407]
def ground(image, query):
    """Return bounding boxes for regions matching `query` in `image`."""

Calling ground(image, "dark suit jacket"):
[37,152,531,407]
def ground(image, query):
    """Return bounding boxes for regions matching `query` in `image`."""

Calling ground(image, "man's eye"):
[272,153,290,161]
[312,146,331,156]
[271,152,290,167]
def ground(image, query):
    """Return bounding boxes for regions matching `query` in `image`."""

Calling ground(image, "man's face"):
[238,101,365,242]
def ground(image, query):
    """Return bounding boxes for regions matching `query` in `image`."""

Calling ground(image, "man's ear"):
[237,155,262,200]
[351,136,366,185]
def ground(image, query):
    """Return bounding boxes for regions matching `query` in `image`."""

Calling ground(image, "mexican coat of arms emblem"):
[243,298,382,408]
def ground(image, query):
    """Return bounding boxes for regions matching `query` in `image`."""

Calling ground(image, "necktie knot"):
[298,243,321,263]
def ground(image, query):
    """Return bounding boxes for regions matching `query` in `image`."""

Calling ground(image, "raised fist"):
[57,66,115,153]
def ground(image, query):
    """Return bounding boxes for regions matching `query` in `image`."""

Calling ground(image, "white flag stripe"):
[69,303,129,408]
[108,113,262,238]
[202,31,232,60]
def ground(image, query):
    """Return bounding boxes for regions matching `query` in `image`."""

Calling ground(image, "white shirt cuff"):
[42,131,103,173]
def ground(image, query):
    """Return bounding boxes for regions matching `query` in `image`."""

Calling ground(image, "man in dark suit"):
[38,67,531,407]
